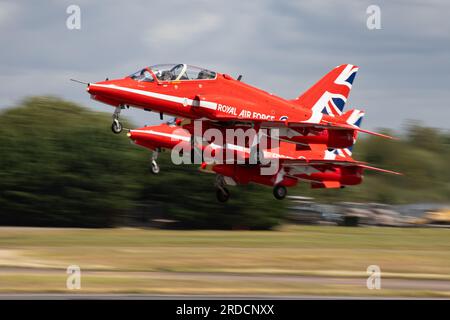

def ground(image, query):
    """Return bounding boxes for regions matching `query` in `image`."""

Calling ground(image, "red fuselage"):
[87,66,347,127]
[128,123,363,189]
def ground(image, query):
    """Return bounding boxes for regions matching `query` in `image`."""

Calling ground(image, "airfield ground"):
[0,225,449,298]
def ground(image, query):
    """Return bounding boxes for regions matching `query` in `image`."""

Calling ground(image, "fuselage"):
[87,64,342,125]
[80,63,397,201]
[128,123,363,189]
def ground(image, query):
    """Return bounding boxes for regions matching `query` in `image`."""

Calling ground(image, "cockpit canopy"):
[129,64,216,82]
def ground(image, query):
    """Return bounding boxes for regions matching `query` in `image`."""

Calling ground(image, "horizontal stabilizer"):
[216,115,396,140]
[354,127,395,140]
[357,164,403,175]
[311,122,395,140]
[339,109,395,139]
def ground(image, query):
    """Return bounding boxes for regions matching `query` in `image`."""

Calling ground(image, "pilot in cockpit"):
[197,69,214,80]
[159,70,172,81]
[143,64,217,82]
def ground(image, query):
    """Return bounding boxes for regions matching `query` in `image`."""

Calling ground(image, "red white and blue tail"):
[342,109,365,128]
[292,64,359,117]
[333,109,364,157]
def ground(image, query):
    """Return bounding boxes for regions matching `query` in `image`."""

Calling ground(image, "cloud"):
[0,2,19,26]
[143,12,222,46]
[0,0,449,131]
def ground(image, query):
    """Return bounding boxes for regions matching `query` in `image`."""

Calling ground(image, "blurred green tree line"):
[0,97,448,228]
[0,97,284,228]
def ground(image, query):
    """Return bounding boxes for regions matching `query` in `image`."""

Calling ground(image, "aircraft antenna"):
[70,79,90,85]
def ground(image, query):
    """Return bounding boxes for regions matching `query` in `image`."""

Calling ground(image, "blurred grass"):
[0,225,449,296]
[2,274,450,298]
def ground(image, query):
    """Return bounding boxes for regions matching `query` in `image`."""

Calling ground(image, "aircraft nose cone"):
[86,81,114,96]
[86,82,95,94]
[127,130,143,142]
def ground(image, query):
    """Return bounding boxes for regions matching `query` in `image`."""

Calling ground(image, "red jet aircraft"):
[127,119,400,202]
[80,63,392,147]
[73,63,399,201]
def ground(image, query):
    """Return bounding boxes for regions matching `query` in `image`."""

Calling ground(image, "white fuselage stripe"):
[90,83,217,110]
[131,130,294,159]
[131,129,191,142]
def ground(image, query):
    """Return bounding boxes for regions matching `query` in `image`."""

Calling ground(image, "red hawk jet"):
[72,63,399,201]
[127,119,400,202]
[79,63,392,148]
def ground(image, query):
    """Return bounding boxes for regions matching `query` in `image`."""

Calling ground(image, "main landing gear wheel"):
[216,187,230,203]
[111,119,123,134]
[215,175,230,202]
[273,185,287,200]
[150,160,160,174]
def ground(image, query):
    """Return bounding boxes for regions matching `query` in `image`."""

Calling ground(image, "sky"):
[0,0,449,131]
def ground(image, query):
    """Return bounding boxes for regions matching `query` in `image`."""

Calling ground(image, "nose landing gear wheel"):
[111,105,123,134]
[216,187,230,203]
[273,185,287,200]
[111,119,123,134]
[150,160,160,174]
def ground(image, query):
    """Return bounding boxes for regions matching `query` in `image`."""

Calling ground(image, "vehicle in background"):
[414,208,450,226]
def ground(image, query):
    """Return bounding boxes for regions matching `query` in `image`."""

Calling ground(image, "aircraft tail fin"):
[329,109,364,157]
[292,64,359,117]
[341,109,365,128]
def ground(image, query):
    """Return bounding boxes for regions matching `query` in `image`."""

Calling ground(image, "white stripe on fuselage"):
[90,84,218,110]
[91,84,329,125]
[131,130,294,159]
[130,129,191,142]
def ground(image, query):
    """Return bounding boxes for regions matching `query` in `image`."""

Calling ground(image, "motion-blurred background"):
[0,96,449,229]
[0,0,449,297]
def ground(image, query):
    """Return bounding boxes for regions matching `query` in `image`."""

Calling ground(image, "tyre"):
[273,185,287,200]
[111,120,123,134]
[216,188,230,202]
[150,160,160,174]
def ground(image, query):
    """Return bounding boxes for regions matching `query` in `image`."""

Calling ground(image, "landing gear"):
[216,188,230,202]
[273,185,287,200]
[111,119,122,134]
[249,123,263,164]
[215,175,230,202]
[249,149,265,165]
[190,135,203,164]
[150,150,160,174]
[111,105,123,134]
[150,160,160,174]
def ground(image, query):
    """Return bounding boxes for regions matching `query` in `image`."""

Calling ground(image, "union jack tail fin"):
[292,64,359,117]
[333,109,365,157]
[341,109,365,128]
